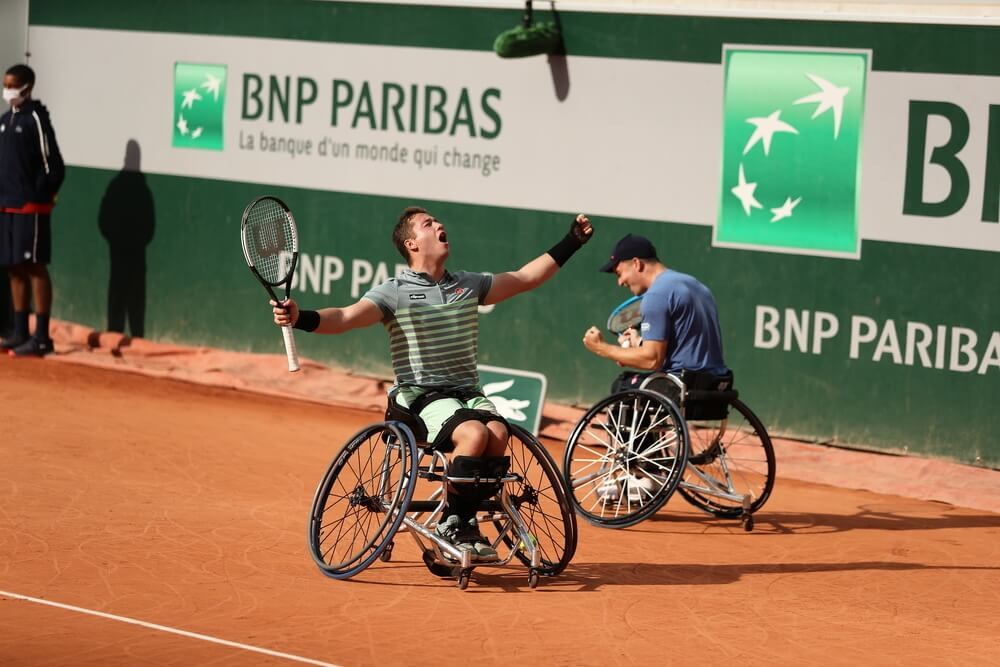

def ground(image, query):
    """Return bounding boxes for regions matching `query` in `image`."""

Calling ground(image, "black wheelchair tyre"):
[308,422,418,579]
[678,399,776,518]
[494,425,578,576]
[563,390,688,529]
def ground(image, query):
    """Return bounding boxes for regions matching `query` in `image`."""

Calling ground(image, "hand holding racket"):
[240,195,300,372]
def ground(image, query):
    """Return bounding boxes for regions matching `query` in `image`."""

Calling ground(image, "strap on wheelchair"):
[385,386,488,442]
[384,389,429,442]
[446,455,512,518]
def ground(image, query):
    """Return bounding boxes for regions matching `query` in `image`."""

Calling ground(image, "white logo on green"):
[716,48,868,257]
[172,62,226,151]
[478,365,548,436]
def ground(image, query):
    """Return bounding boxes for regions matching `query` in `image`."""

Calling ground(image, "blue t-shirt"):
[639,270,729,375]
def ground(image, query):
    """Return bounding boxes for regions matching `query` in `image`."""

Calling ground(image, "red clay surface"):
[2,354,999,666]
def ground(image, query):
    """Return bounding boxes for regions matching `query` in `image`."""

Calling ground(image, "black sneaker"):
[9,336,54,357]
[0,334,28,351]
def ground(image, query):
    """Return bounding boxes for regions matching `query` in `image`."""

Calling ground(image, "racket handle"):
[281,325,300,372]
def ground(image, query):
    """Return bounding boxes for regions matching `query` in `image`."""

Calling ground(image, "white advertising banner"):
[28,26,1000,255]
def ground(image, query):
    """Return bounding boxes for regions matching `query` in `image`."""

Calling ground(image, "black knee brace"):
[445,455,511,519]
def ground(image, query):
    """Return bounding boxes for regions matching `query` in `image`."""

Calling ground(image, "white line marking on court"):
[0,589,342,667]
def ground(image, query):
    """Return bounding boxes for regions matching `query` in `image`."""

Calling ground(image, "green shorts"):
[395,386,501,447]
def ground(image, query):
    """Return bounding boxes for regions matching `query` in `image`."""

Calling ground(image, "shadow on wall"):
[547,3,569,101]
[98,139,155,338]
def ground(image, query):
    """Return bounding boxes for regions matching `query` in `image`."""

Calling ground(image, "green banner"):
[478,365,548,436]
[172,62,227,151]
[717,48,868,257]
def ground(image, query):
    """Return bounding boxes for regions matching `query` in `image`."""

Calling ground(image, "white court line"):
[0,589,342,667]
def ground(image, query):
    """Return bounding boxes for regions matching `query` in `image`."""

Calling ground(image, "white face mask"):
[3,84,28,106]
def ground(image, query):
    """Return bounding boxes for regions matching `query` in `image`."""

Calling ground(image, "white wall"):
[359,0,1000,23]
[0,0,29,72]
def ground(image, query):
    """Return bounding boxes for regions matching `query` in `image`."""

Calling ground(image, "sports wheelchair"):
[308,391,578,590]
[562,370,775,531]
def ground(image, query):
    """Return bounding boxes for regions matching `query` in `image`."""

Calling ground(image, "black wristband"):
[547,233,583,267]
[294,309,320,332]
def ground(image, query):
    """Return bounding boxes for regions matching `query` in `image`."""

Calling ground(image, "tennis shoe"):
[596,476,621,503]
[0,334,28,350]
[626,474,658,504]
[9,336,54,358]
[436,514,497,561]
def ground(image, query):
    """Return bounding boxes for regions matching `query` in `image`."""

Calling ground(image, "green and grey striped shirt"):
[363,268,493,388]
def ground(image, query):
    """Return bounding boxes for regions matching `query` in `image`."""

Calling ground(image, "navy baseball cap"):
[599,234,658,272]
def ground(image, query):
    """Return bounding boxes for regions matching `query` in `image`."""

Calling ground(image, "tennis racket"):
[606,295,642,336]
[240,195,300,372]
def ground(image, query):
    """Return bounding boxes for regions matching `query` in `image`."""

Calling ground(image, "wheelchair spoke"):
[583,423,617,449]
[564,390,688,528]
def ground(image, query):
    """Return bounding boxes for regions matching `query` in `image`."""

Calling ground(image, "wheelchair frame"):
[308,415,577,590]
[563,371,775,531]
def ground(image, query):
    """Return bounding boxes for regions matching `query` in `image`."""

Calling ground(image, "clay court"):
[2,350,999,666]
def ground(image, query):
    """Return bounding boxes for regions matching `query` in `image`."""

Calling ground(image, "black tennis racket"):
[240,195,300,372]
[606,295,642,336]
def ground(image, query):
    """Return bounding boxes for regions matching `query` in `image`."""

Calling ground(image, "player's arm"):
[484,214,593,305]
[271,298,383,334]
[582,326,667,370]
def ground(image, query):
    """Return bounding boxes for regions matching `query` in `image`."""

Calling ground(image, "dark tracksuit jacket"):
[0,99,65,211]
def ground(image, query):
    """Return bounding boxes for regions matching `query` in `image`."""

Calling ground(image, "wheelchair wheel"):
[678,399,775,518]
[308,421,418,579]
[493,425,577,576]
[563,390,688,528]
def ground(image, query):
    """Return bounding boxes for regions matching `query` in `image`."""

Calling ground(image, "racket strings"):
[243,202,296,284]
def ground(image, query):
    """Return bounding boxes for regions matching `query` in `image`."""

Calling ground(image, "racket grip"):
[281,325,300,372]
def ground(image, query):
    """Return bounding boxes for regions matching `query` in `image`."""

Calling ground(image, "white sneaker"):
[626,474,658,504]
[596,476,621,503]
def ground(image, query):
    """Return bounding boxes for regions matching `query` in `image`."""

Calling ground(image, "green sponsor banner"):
[31,0,1000,470]
[172,62,226,151]
[717,48,868,257]
[478,365,548,436]
[51,166,1000,466]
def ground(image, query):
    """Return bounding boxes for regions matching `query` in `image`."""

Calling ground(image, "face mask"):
[3,84,27,106]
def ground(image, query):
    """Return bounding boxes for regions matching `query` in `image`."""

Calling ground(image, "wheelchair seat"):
[639,370,737,421]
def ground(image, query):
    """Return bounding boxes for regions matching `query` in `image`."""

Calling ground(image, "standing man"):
[582,233,730,395]
[273,207,592,560]
[0,64,65,356]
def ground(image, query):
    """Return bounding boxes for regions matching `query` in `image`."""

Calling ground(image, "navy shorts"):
[0,212,51,267]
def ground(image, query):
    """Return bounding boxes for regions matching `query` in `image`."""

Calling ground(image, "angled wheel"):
[678,399,775,518]
[563,390,688,528]
[493,425,577,576]
[308,422,417,579]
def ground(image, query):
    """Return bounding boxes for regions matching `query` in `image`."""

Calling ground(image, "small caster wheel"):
[742,514,754,532]
[527,569,540,589]
[457,568,472,590]
[379,542,395,562]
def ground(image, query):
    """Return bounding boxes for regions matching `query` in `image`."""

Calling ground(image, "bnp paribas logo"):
[172,62,227,151]
[715,48,869,258]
